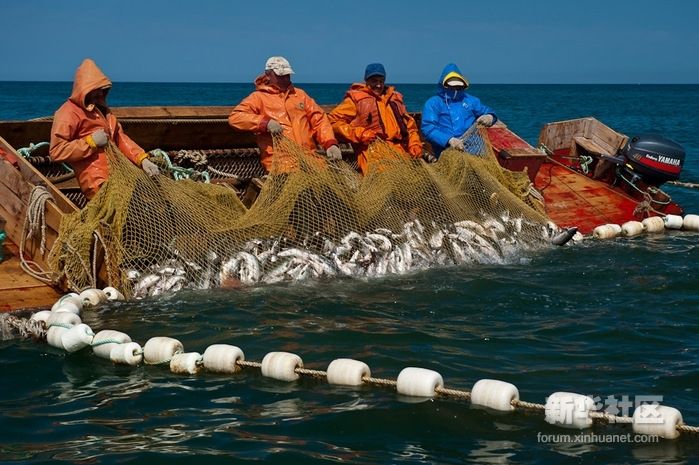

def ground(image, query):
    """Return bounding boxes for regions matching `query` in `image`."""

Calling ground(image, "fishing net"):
[48,126,552,298]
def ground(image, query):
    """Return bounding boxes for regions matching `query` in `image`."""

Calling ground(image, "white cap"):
[265,56,294,76]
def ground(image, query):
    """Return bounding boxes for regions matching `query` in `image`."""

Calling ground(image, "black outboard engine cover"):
[620,134,685,186]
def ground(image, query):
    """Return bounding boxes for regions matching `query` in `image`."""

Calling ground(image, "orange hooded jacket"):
[49,59,148,199]
[228,74,338,173]
[328,83,422,175]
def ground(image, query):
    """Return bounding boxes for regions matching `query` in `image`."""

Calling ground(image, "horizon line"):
[1,80,699,86]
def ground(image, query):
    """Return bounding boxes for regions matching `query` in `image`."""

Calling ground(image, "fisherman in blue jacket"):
[421,63,497,158]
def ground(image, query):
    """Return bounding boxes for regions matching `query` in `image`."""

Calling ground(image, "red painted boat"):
[487,117,684,234]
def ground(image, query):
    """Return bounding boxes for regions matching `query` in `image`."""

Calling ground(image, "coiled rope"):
[19,185,55,284]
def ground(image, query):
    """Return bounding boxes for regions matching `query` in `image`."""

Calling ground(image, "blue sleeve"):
[421,97,453,149]
[471,96,497,124]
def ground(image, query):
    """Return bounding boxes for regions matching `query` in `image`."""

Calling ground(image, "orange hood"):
[69,59,112,111]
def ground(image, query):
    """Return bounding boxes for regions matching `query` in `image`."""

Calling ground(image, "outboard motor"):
[619,134,685,186]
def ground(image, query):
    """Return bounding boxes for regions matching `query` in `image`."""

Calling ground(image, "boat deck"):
[0,239,59,313]
[534,163,641,234]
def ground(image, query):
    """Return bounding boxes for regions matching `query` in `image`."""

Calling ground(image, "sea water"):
[0,82,698,464]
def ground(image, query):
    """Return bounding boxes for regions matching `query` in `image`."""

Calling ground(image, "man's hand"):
[325,145,342,161]
[476,114,494,127]
[91,129,108,148]
[448,137,465,150]
[422,152,438,163]
[141,158,160,177]
[267,119,283,135]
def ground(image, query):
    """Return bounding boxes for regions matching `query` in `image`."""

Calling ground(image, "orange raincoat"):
[228,74,338,173]
[50,59,148,199]
[328,83,423,175]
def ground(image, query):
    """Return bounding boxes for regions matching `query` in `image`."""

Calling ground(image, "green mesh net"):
[48,126,552,298]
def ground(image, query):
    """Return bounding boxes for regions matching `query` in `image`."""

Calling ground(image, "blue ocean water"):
[1,82,698,464]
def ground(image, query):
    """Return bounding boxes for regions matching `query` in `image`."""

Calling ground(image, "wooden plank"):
[113,106,234,119]
[0,240,60,313]
[573,136,611,156]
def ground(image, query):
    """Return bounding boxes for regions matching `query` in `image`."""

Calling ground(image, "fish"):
[235,251,261,285]
[133,273,160,297]
[365,233,392,252]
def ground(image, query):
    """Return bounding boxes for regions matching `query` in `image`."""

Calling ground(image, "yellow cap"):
[442,71,469,88]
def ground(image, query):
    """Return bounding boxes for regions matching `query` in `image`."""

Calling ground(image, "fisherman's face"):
[268,71,291,91]
[366,76,385,95]
[86,87,110,107]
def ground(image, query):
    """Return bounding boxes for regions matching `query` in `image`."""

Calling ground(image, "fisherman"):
[328,63,429,175]
[228,56,342,173]
[421,63,497,158]
[49,59,160,200]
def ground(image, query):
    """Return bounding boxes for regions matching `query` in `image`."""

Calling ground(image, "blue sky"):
[3,0,698,84]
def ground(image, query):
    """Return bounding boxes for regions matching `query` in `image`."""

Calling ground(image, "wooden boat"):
[0,108,687,312]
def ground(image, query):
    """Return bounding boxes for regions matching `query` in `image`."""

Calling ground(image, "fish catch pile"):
[128,216,557,297]
[49,128,553,298]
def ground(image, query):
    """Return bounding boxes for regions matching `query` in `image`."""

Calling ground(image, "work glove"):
[325,145,343,161]
[422,152,438,163]
[141,158,160,177]
[476,114,494,127]
[267,119,283,135]
[448,137,465,151]
[90,129,109,148]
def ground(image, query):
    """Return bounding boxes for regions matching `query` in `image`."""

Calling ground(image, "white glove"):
[141,158,160,177]
[325,145,342,161]
[267,119,283,135]
[448,137,465,151]
[91,129,108,147]
[476,114,494,127]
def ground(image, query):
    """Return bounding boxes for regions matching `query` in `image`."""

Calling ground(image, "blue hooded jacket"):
[421,63,497,157]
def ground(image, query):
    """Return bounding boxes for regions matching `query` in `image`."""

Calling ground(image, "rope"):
[677,424,699,434]
[149,149,211,183]
[294,367,327,378]
[5,309,699,438]
[362,376,397,387]
[589,411,633,424]
[668,180,699,189]
[16,142,50,159]
[19,186,55,284]
[207,165,243,180]
[511,399,546,411]
[434,386,471,400]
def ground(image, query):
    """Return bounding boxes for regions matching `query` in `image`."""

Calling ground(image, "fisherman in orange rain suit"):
[50,59,160,200]
[228,56,342,173]
[328,63,429,175]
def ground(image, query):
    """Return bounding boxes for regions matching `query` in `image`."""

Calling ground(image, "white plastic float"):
[642,216,665,233]
[326,358,371,386]
[143,336,184,364]
[92,329,132,359]
[202,344,245,374]
[470,379,519,412]
[545,392,595,429]
[60,323,94,353]
[621,220,644,237]
[396,367,443,398]
[170,352,202,375]
[632,404,683,440]
[683,214,699,232]
[110,342,144,366]
[664,214,683,230]
[261,351,303,381]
